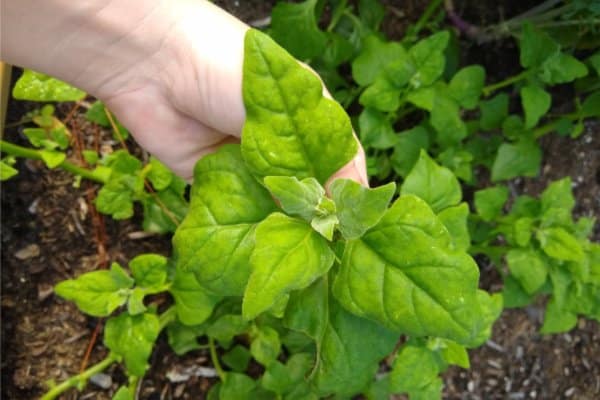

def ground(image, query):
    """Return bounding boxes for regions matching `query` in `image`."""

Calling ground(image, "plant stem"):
[41,353,119,400]
[209,337,225,381]
[404,0,443,42]
[533,112,580,139]
[158,306,177,331]
[482,70,530,96]
[534,18,600,29]
[0,140,106,183]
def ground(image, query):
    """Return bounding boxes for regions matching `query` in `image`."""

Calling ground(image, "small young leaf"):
[270,0,327,60]
[242,29,357,184]
[82,150,99,165]
[166,320,205,355]
[521,85,551,129]
[263,176,324,221]
[540,298,578,334]
[449,65,485,109]
[491,140,541,181]
[408,31,450,88]
[243,213,335,319]
[39,149,66,169]
[581,92,600,118]
[502,275,535,308]
[104,312,160,377]
[113,386,133,400]
[95,175,143,220]
[430,94,468,146]
[358,108,399,149]
[537,228,585,262]
[311,213,339,241]
[147,157,173,190]
[390,126,430,178]
[54,263,134,317]
[506,249,548,295]
[352,35,408,86]
[222,345,252,372]
[129,254,167,288]
[540,177,574,213]
[206,314,249,345]
[540,52,588,85]
[400,150,461,213]
[261,353,314,395]
[479,93,509,130]
[519,22,559,69]
[389,343,442,400]
[219,373,257,400]
[142,179,188,233]
[330,179,396,240]
[474,186,509,221]
[85,101,130,139]
[0,160,18,181]
[250,326,281,366]
[359,77,403,112]
[13,69,86,101]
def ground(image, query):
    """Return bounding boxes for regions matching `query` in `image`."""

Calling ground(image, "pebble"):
[89,373,112,389]
[467,381,475,392]
[14,244,40,260]
[564,387,576,397]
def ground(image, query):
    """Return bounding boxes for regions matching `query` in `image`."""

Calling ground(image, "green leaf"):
[581,92,600,118]
[479,93,509,130]
[491,140,541,181]
[206,314,249,345]
[540,52,588,85]
[147,157,173,190]
[270,0,327,60]
[129,254,167,288]
[437,203,470,252]
[540,177,574,213]
[408,31,449,88]
[330,179,396,240]
[166,320,205,355]
[537,228,585,262]
[448,65,485,109]
[283,277,329,346]
[502,275,535,308]
[430,94,468,146]
[95,175,142,220]
[506,249,548,295]
[243,213,335,319]
[433,338,470,369]
[474,186,509,221]
[104,312,160,377]
[314,300,397,397]
[352,35,408,86]
[400,150,462,213]
[261,353,314,395]
[358,0,385,31]
[513,217,534,247]
[242,29,357,184]
[0,160,18,181]
[173,145,276,296]
[250,326,281,366]
[54,263,134,317]
[113,386,133,400]
[333,195,493,345]
[359,77,403,112]
[521,85,551,129]
[13,69,86,101]
[23,127,48,148]
[264,176,324,221]
[540,298,578,334]
[39,149,65,169]
[170,266,220,326]
[85,101,130,139]
[390,126,430,178]
[358,108,398,149]
[222,345,252,372]
[142,178,188,233]
[519,22,559,69]
[389,343,442,400]
[310,213,338,241]
[220,373,257,400]
[82,150,99,165]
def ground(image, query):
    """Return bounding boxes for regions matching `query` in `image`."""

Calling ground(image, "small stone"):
[37,284,54,301]
[14,244,40,260]
[564,387,576,397]
[467,381,475,392]
[529,390,537,398]
[174,384,185,398]
[89,373,112,389]
[516,346,524,359]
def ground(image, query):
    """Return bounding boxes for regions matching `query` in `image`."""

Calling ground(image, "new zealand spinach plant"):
[42,29,501,400]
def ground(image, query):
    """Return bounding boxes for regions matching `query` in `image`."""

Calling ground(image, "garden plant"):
[1,0,599,399]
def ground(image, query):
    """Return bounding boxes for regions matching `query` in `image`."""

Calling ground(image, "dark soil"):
[2,2,599,400]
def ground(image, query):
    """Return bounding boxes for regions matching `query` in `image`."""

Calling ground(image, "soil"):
[2,2,599,400]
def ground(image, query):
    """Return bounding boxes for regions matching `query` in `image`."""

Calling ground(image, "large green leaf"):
[521,85,551,128]
[241,29,357,184]
[519,22,559,69]
[400,150,461,213]
[448,65,485,109]
[333,195,492,345]
[104,312,160,377]
[243,213,335,319]
[169,266,220,326]
[172,145,276,296]
[491,140,541,181]
[506,249,548,295]
[352,35,408,86]
[314,300,397,397]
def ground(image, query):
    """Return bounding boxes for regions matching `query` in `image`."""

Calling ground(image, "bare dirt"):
[2,2,599,400]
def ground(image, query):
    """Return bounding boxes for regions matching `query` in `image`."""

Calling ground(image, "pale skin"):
[1,0,368,185]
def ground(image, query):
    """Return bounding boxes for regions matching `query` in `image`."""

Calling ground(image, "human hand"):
[2,0,367,185]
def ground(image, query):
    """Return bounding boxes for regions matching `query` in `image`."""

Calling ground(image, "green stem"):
[404,0,443,42]
[482,70,530,96]
[128,375,140,397]
[41,353,119,400]
[0,140,106,183]
[534,18,600,29]
[158,306,177,331]
[533,112,580,139]
[209,337,225,381]
[326,0,349,32]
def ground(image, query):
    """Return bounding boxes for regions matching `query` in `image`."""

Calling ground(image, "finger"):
[326,142,369,189]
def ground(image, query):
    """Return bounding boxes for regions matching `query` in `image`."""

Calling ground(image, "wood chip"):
[14,244,40,260]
